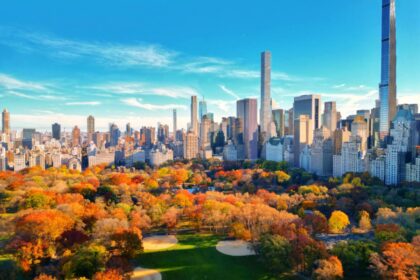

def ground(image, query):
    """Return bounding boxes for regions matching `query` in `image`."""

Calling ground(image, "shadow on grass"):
[136,234,274,280]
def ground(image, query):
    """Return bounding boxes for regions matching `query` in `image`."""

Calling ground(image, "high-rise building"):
[52,123,61,140]
[350,115,369,156]
[322,101,337,132]
[293,94,321,133]
[109,123,120,147]
[237,98,258,160]
[2,109,10,135]
[379,0,397,140]
[272,109,285,138]
[285,108,294,135]
[191,96,198,135]
[397,104,418,115]
[199,115,211,150]
[72,126,81,147]
[293,115,313,167]
[199,98,207,121]
[126,123,132,136]
[173,109,177,135]
[87,115,95,143]
[183,131,198,160]
[22,128,35,149]
[260,51,272,141]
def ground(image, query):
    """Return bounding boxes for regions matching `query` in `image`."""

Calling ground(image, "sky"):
[0,0,419,131]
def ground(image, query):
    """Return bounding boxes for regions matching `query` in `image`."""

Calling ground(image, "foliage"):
[328,211,350,234]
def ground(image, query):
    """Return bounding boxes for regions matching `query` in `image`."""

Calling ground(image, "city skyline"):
[0,0,419,130]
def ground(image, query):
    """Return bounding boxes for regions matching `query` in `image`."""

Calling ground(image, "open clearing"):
[216,240,256,256]
[142,235,178,251]
[136,234,272,280]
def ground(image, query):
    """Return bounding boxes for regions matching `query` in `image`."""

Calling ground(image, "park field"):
[136,234,275,280]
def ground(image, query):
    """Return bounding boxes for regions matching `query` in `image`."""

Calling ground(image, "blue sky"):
[0,0,419,131]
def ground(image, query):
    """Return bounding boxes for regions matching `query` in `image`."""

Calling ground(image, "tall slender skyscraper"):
[87,115,95,143]
[191,96,198,135]
[2,109,10,135]
[237,98,258,160]
[260,51,272,141]
[379,0,397,140]
[173,109,177,135]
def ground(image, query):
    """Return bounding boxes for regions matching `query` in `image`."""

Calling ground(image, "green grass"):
[136,234,275,280]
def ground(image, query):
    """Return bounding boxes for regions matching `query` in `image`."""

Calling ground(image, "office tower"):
[157,124,169,144]
[322,101,337,132]
[350,115,369,156]
[371,100,381,147]
[333,127,351,155]
[86,115,94,143]
[285,108,294,135]
[52,123,61,140]
[173,109,177,135]
[385,110,415,185]
[72,126,81,147]
[126,123,132,136]
[272,109,285,138]
[310,127,333,177]
[293,115,313,167]
[183,131,198,160]
[260,51,272,141]
[190,96,198,135]
[237,98,258,160]
[397,104,418,115]
[200,115,211,150]
[199,98,207,120]
[109,123,120,147]
[293,94,321,134]
[2,109,10,135]
[379,0,397,140]
[22,128,36,149]
[140,127,156,148]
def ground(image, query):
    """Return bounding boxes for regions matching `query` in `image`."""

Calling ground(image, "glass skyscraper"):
[379,0,397,140]
[260,51,272,141]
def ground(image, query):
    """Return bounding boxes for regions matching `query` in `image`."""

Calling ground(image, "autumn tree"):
[313,256,343,280]
[328,211,350,234]
[258,234,293,274]
[370,242,420,280]
[358,210,372,231]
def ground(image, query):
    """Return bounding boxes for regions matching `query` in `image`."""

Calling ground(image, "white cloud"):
[65,101,101,106]
[0,29,175,68]
[89,83,198,99]
[121,98,187,111]
[0,74,46,91]
[219,85,240,99]
[205,99,236,113]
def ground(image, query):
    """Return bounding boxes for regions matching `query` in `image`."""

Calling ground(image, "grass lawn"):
[136,234,275,280]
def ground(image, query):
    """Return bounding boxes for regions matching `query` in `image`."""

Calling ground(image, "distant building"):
[265,137,284,162]
[52,123,61,141]
[183,131,198,160]
[272,109,285,138]
[72,126,81,147]
[237,98,258,160]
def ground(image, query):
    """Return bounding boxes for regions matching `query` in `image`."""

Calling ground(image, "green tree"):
[257,234,293,275]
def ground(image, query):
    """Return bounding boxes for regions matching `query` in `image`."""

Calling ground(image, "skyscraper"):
[322,101,337,132]
[191,96,198,135]
[237,98,258,160]
[260,51,272,141]
[2,109,10,135]
[293,115,313,167]
[72,126,81,147]
[52,123,61,140]
[87,115,95,142]
[173,109,177,135]
[379,0,397,140]
[293,94,321,133]
[199,98,207,121]
[272,109,285,138]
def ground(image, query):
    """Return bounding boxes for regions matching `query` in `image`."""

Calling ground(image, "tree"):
[313,256,343,280]
[161,207,179,233]
[328,211,350,234]
[63,244,109,279]
[93,269,123,280]
[370,242,420,280]
[258,234,293,274]
[111,228,143,258]
[332,240,376,278]
[358,210,372,231]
